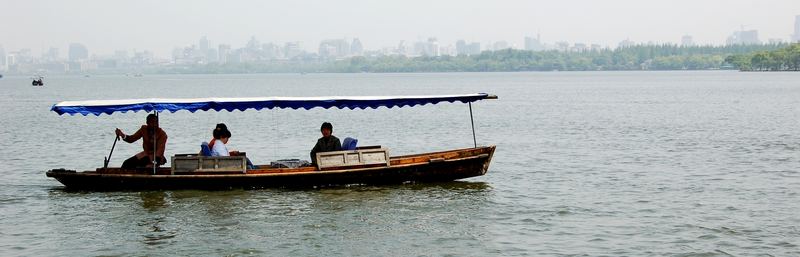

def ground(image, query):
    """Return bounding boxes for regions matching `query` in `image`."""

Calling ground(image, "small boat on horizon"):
[46,94,498,190]
[31,76,44,86]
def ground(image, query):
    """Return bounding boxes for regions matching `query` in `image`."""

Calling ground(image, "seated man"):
[310,122,342,165]
[115,114,168,169]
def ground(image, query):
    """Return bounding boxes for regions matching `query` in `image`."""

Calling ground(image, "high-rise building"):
[43,47,59,62]
[428,38,439,56]
[681,35,694,46]
[68,43,89,61]
[199,36,210,61]
[199,36,209,53]
[468,42,481,55]
[726,30,760,45]
[793,15,800,42]
[524,35,544,51]
[456,40,467,55]
[218,44,231,64]
[350,38,363,56]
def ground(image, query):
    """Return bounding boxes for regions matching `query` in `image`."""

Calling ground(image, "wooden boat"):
[46,93,497,190]
[46,146,494,190]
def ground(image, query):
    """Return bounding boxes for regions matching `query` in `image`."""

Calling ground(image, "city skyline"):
[2,0,799,57]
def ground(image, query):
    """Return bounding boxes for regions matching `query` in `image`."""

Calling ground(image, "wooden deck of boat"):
[81,146,495,176]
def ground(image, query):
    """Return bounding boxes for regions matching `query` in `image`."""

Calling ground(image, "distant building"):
[319,39,350,58]
[42,47,59,62]
[726,30,760,45]
[456,40,481,56]
[793,15,800,42]
[199,36,211,61]
[555,41,570,52]
[246,36,260,50]
[571,43,588,52]
[114,50,128,60]
[524,35,544,51]
[0,45,7,70]
[68,43,89,61]
[6,54,16,69]
[218,44,231,64]
[260,43,281,60]
[456,40,467,55]
[412,38,439,56]
[439,44,455,56]
[681,35,694,47]
[351,38,364,56]
[492,41,510,51]
[131,50,154,65]
[468,42,481,55]
[284,42,302,59]
[199,36,209,53]
[618,39,635,48]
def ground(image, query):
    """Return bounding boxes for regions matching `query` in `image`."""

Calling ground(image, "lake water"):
[1,71,799,256]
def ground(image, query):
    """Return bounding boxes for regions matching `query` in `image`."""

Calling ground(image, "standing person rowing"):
[114,114,168,169]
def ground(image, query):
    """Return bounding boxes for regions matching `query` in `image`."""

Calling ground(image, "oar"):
[103,136,120,169]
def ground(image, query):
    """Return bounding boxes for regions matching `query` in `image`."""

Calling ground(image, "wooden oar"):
[103,136,119,169]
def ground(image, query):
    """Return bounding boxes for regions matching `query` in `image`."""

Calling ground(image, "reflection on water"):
[139,191,169,212]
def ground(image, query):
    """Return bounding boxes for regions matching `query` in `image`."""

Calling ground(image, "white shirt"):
[211,140,230,156]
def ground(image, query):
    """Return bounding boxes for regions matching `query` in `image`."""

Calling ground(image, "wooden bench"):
[171,154,247,174]
[315,147,390,170]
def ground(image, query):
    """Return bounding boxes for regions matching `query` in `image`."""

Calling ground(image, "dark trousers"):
[121,156,166,169]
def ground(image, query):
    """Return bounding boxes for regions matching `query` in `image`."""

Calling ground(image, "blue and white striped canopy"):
[52,93,493,116]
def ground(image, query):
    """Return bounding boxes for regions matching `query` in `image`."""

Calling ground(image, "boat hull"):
[46,146,495,190]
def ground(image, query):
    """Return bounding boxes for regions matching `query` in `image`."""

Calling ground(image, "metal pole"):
[469,102,477,148]
[153,110,158,175]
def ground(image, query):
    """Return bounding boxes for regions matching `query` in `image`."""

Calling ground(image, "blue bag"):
[342,137,358,150]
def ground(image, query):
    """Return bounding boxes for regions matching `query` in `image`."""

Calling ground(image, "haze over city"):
[2,0,800,57]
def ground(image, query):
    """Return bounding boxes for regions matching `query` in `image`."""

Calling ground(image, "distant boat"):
[0,74,4,79]
[31,76,44,86]
[84,74,90,78]
[133,73,143,77]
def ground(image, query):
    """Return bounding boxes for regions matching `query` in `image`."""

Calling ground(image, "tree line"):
[725,43,800,71]
[155,44,788,74]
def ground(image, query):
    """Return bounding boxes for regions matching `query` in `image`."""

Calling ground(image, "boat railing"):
[171,154,247,174]
[316,147,390,170]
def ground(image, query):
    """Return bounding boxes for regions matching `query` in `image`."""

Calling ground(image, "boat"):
[46,93,497,190]
[32,76,44,86]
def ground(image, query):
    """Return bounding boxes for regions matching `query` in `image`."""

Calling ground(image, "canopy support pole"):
[152,110,158,175]
[469,102,477,148]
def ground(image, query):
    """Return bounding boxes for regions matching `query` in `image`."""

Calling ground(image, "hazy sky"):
[2,0,799,57]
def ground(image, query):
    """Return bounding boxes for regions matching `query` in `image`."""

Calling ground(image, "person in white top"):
[210,125,235,156]
[207,123,256,169]
[211,136,230,156]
